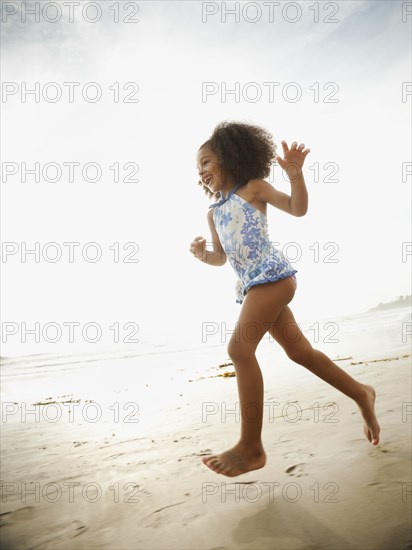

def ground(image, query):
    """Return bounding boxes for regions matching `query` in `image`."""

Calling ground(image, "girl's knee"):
[227,340,256,362]
[285,343,313,365]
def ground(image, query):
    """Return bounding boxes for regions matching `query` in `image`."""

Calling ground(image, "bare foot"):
[202,442,266,477]
[356,384,380,445]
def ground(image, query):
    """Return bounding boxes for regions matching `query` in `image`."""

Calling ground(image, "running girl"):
[190,121,380,477]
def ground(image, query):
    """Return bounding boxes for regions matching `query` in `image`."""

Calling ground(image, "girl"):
[190,121,380,478]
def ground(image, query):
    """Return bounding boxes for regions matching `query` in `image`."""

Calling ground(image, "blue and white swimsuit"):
[209,182,297,305]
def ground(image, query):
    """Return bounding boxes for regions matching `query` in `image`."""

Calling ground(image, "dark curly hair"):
[197,120,277,201]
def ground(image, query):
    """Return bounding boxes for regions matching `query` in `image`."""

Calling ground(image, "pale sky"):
[1,0,411,356]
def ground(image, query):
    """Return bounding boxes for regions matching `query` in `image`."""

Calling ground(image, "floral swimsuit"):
[209,182,297,304]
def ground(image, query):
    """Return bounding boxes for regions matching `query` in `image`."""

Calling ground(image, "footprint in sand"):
[103,452,125,461]
[0,506,35,526]
[277,435,294,444]
[141,501,186,529]
[194,449,213,457]
[285,463,306,477]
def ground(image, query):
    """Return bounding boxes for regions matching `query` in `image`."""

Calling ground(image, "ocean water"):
[1,304,410,409]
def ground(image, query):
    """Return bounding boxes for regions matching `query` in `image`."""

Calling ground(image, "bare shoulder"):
[237,179,268,217]
[248,178,293,215]
[236,179,255,199]
[250,178,272,195]
[240,178,269,199]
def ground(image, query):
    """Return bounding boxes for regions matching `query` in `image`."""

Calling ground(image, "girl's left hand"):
[276,140,310,172]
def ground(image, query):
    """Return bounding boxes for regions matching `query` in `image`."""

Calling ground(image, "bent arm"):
[255,177,308,217]
[203,208,227,266]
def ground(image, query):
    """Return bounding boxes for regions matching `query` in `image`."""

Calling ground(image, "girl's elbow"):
[213,244,227,264]
[296,207,308,217]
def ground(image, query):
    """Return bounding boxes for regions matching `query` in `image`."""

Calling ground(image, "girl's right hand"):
[190,236,206,261]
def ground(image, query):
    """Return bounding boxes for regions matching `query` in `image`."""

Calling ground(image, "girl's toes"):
[202,456,221,472]
[208,458,222,471]
[220,465,234,476]
[220,464,230,475]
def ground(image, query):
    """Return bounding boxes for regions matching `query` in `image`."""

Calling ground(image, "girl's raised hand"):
[276,140,310,172]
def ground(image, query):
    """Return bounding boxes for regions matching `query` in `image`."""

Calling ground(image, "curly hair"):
[197,120,277,201]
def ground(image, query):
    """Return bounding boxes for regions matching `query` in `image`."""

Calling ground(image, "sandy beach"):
[2,0,411,548]
[1,304,411,550]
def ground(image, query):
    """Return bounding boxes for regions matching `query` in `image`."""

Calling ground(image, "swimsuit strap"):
[208,182,242,209]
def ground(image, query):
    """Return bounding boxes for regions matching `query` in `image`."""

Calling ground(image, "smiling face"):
[196,145,234,195]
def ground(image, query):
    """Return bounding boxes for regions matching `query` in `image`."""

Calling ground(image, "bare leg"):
[268,305,380,445]
[202,276,296,477]
[202,349,267,477]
